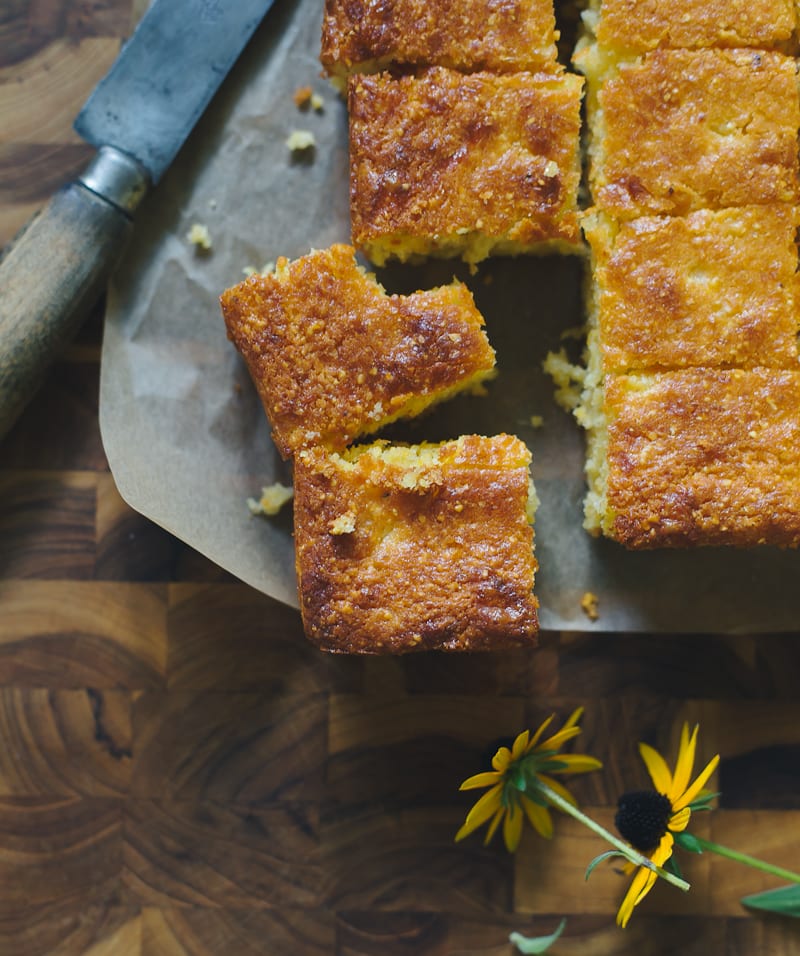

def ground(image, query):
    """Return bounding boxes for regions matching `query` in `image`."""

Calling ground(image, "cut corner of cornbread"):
[348,67,584,265]
[320,0,562,79]
[219,243,496,458]
[595,370,800,549]
[293,434,539,653]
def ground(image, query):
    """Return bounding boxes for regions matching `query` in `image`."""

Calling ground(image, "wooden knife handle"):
[0,182,133,439]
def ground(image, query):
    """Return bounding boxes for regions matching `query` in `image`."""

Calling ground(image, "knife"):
[0,0,275,440]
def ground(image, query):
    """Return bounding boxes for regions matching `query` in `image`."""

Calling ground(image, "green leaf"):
[585,850,628,881]
[674,831,705,854]
[509,918,567,953]
[741,884,800,918]
[688,792,721,812]
[665,855,684,881]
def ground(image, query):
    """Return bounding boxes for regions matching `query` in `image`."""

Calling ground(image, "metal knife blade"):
[75,0,273,185]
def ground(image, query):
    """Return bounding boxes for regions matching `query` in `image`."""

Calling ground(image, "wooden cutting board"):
[2,3,800,954]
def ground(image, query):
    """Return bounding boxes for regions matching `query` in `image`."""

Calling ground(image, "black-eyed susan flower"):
[614,723,719,928]
[455,707,603,852]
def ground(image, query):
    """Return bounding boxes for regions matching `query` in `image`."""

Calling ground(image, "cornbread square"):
[581,0,796,60]
[585,49,800,219]
[587,369,800,548]
[293,436,539,653]
[220,245,495,458]
[321,0,560,81]
[583,206,800,373]
[349,67,584,265]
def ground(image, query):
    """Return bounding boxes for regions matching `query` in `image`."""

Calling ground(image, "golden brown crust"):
[604,369,800,548]
[584,206,800,373]
[349,68,584,262]
[293,436,539,653]
[594,49,800,219]
[594,0,796,55]
[220,245,495,458]
[321,0,560,76]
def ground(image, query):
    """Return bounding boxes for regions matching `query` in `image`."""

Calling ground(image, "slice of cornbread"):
[348,67,584,265]
[321,0,561,81]
[583,206,800,373]
[220,245,496,458]
[293,435,539,653]
[578,0,796,62]
[581,48,800,219]
[584,368,800,548]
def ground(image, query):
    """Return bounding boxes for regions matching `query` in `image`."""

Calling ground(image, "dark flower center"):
[615,790,673,852]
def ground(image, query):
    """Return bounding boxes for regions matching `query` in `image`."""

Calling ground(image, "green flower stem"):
[537,782,690,894]
[691,836,800,884]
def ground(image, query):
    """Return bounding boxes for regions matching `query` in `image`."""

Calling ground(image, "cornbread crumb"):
[286,129,316,151]
[293,85,313,107]
[186,223,212,251]
[311,92,325,111]
[329,510,357,534]
[247,482,294,516]
[581,591,599,620]
[543,349,584,412]
[242,261,276,278]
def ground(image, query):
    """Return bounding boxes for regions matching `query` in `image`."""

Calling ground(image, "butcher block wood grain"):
[2,3,800,954]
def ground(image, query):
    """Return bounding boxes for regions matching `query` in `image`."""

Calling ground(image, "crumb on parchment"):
[286,129,316,151]
[242,261,276,278]
[186,223,212,251]
[293,85,313,107]
[581,591,599,621]
[247,482,294,516]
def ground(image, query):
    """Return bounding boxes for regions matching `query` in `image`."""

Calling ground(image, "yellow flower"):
[455,708,603,852]
[615,723,720,928]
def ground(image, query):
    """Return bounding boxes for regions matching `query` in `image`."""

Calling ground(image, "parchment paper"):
[100,0,800,633]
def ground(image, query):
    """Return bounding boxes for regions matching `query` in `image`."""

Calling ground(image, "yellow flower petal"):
[673,753,720,811]
[525,714,555,752]
[520,794,554,839]
[669,806,691,832]
[562,706,584,731]
[638,741,673,795]
[537,725,581,753]
[459,771,502,791]
[503,801,525,852]
[552,754,603,775]
[617,833,674,929]
[653,831,674,866]
[538,774,578,807]
[455,783,503,841]
[512,730,530,760]
[617,864,651,928]
[670,724,698,802]
[493,747,512,772]
[484,806,505,845]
